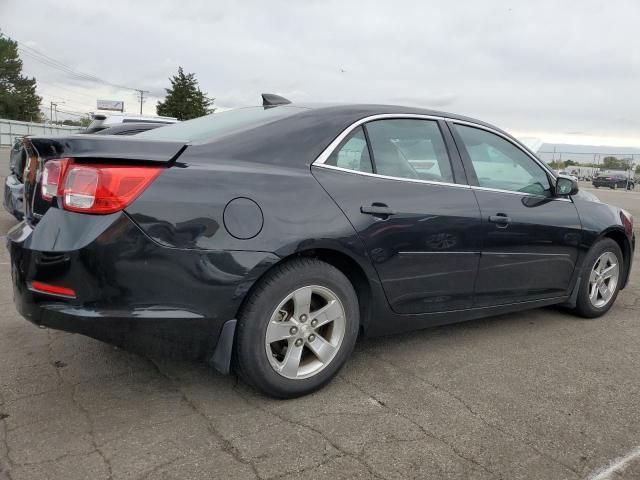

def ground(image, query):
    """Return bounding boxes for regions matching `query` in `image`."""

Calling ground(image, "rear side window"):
[454,124,552,197]
[365,119,454,183]
[136,106,307,143]
[325,127,373,173]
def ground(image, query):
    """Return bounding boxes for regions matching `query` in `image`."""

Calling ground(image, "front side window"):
[454,124,552,197]
[325,126,373,173]
[365,119,454,182]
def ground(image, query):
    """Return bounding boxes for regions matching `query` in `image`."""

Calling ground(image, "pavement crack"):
[146,359,262,480]
[0,400,13,480]
[269,453,346,480]
[231,384,385,480]
[47,330,114,480]
[340,374,500,479]
[363,350,581,478]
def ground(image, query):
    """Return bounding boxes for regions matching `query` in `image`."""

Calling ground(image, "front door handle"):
[361,203,396,217]
[488,214,512,225]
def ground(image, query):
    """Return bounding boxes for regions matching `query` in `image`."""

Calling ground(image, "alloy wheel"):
[264,285,346,379]
[588,251,620,308]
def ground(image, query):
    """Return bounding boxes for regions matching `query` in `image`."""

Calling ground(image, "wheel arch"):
[234,246,375,336]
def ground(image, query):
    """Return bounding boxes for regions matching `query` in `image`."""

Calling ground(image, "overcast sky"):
[1,0,639,147]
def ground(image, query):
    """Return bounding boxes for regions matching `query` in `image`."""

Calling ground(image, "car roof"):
[179,103,523,169]
[294,103,494,127]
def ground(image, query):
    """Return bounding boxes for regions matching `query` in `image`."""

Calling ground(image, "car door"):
[312,117,482,314]
[449,122,582,307]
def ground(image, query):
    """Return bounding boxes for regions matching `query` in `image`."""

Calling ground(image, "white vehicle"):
[85,113,178,133]
[558,170,579,181]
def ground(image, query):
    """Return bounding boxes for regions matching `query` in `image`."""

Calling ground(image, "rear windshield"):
[136,106,307,143]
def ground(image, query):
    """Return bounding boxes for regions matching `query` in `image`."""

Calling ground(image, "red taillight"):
[42,158,163,214]
[30,281,76,298]
[41,158,70,201]
[621,210,634,236]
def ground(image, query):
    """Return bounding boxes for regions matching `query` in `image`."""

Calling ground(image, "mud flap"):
[209,319,237,375]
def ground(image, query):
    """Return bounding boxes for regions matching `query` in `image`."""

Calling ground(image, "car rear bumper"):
[4,174,24,220]
[7,208,279,362]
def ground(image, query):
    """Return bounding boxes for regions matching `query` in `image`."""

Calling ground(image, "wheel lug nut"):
[310,319,318,327]
[289,326,298,335]
[300,314,307,323]
[308,334,316,342]
[294,338,303,347]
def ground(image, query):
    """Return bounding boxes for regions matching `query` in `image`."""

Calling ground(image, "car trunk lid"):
[22,135,186,223]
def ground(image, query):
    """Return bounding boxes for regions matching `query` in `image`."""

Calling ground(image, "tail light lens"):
[41,158,70,200]
[42,158,163,214]
[621,209,634,236]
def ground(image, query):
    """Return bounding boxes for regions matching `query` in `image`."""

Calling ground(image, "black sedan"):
[592,173,634,190]
[8,97,635,398]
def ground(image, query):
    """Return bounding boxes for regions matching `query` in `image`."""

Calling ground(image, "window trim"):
[314,114,463,188]
[313,113,560,196]
[325,125,374,173]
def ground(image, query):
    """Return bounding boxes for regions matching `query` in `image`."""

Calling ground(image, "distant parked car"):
[592,173,634,190]
[83,113,178,134]
[3,123,166,220]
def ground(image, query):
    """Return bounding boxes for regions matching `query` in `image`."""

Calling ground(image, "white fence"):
[0,118,82,146]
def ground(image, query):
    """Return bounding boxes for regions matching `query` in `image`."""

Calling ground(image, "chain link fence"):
[0,118,82,146]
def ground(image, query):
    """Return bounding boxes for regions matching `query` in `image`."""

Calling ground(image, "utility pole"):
[137,89,150,115]
[49,101,64,124]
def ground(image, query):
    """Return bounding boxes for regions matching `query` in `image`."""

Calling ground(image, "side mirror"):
[555,175,579,196]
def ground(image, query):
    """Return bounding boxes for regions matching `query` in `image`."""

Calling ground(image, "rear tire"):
[572,238,623,318]
[235,258,359,398]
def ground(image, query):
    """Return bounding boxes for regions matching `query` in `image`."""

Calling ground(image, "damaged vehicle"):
[7,95,635,397]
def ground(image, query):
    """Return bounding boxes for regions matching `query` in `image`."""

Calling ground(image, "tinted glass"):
[325,127,373,173]
[455,125,552,196]
[365,119,453,182]
[136,106,307,143]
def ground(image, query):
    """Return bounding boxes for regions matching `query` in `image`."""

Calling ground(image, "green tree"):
[549,160,564,170]
[156,67,213,120]
[602,156,626,170]
[635,164,640,175]
[564,159,577,166]
[0,32,43,121]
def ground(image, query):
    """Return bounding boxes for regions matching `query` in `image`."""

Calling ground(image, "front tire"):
[572,238,623,318]
[235,258,359,398]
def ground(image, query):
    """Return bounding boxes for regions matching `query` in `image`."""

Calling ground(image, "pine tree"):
[0,32,43,121]
[156,67,213,120]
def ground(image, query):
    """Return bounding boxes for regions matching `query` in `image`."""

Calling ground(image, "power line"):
[37,80,99,100]
[3,31,154,115]
[17,43,140,92]
[19,44,151,114]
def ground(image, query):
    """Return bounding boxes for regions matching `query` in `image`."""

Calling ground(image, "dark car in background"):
[3,123,165,220]
[592,172,634,190]
[8,98,635,398]
[4,136,27,219]
[83,113,177,134]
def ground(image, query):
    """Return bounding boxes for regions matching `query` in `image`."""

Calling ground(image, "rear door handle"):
[488,214,512,224]
[360,204,396,216]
